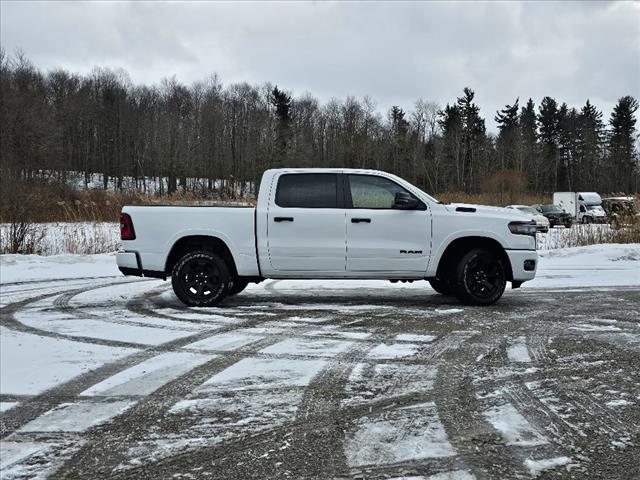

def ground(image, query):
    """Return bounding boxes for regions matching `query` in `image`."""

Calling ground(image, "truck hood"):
[444,203,531,222]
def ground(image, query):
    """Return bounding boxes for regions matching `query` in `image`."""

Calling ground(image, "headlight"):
[508,221,537,236]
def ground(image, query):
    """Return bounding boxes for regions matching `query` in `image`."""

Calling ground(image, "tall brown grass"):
[539,223,640,250]
[437,191,549,207]
[0,179,255,224]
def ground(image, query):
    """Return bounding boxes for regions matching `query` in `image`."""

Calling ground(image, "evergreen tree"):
[519,99,539,190]
[389,106,410,179]
[576,100,604,190]
[608,96,639,192]
[495,98,520,171]
[456,87,487,191]
[537,97,560,191]
[270,86,292,166]
[438,103,463,190]
[557,104,579,190]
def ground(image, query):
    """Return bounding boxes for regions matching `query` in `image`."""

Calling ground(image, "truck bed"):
[120,205,259,276]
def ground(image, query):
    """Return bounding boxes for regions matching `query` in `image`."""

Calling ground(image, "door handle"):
[274,217,294,222]
[351,218,371,223]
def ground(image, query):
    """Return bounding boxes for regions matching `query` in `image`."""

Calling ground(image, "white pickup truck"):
[117,169,538,306]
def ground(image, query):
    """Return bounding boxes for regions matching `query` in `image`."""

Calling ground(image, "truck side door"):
[266,173,346,273]
[345,174,431,274]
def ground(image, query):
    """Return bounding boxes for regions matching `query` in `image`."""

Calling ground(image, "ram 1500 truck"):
[117,169,538,306]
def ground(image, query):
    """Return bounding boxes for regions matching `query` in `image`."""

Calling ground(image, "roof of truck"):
[265,168,390,174]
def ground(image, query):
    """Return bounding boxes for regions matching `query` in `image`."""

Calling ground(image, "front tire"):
[171,251,230,307]
[429,278,453,295]
[452,248,506,306]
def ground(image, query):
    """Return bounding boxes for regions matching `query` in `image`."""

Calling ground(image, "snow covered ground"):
[0,243,639,479]
[2,242,638,287]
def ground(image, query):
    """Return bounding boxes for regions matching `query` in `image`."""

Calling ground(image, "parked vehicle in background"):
[602,196,640,228]
[117,168,539,307]
[553,192,607,224]
[505,205,550,233]
[534,204,573,228]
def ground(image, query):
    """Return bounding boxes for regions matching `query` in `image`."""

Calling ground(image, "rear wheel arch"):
[435,236,513,282]
[165,235,238,278]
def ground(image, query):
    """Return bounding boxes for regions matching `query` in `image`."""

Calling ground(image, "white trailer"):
[553,192,607,224]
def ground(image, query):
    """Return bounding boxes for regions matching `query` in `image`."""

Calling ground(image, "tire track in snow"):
[0,279,153,349]
[60,309,419,478]
[433,332,532,479]
[0,275,122,287]
[0,280,277,438]
[51,309,364,478]
[92,349,441,480]
[479,320,640,478]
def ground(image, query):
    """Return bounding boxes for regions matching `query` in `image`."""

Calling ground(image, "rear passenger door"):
[267,173,346,273]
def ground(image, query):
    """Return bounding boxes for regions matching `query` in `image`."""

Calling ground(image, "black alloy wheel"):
[172,251,229,307]
[454,248,506,306]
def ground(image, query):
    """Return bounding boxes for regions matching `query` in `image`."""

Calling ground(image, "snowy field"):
[0,245,639,479]
[0,223,119,255]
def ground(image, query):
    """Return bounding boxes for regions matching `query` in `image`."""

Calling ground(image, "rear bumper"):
[506,249,538,282]
[116,251,166,280]
[116,251,140,270]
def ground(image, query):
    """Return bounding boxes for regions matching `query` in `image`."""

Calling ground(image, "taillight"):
[120,213,136,240]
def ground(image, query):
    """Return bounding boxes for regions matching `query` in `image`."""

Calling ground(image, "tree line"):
[1,51,638,197]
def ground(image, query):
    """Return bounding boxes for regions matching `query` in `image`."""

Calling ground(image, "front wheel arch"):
[435,236,513,283]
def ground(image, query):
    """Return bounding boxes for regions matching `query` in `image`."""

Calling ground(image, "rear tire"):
[171,251,230,307]
[227,278,249,296]
[452,248,506,306]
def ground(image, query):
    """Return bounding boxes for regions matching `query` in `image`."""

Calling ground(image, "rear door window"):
[275,174,338,208]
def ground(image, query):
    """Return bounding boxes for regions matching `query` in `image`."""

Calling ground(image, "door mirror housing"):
[393,191,421,210]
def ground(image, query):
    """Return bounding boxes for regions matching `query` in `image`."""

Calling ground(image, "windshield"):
[516,206,538,215]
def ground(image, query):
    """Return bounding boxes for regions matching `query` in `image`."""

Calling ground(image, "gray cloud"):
[1,0,638,130]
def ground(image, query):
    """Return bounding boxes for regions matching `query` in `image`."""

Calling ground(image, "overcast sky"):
[1,0,639,131]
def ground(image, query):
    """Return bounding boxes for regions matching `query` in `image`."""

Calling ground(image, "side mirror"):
[393,191,420,210]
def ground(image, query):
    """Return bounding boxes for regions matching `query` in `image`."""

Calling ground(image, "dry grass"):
[538,223,640,250]
[0,222,119,255]
[0,179,255,224]
[437,191,549,207]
